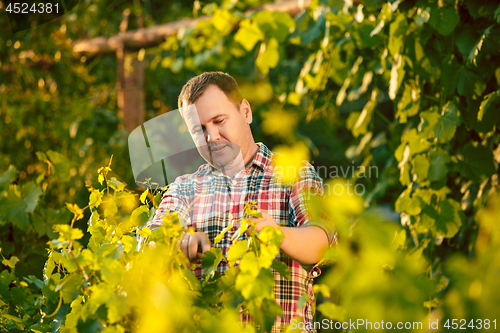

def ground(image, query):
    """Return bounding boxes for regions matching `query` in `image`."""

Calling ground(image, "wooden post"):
[116,8,145,132]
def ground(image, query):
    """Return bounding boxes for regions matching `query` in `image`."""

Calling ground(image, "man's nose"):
[205,126,220,142]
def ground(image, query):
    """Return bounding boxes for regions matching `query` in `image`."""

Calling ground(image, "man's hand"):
[249,211,279,233]
[180,230,211,263]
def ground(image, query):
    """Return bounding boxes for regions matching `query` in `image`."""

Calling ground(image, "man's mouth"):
[209,144,228,154]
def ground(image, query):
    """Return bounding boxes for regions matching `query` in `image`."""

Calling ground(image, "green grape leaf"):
[441,54,460,97]
[234,19,264,51]
[31,213,46,236]
[0,193,29,230]
[300,14,326,45]
[317,302,347,321]
[396,129,430,163]
[429,6,459,36]
[81,249,98,269]
[53,224,84,241]
[2,256,19,269]
[456,143,496,183]
[421,199,462,238]
[406,129,429,156]
[297,293,310,310]
[412,154,430,182]
[11,287,26,306]
[435,199,462,237]
[227,239,249,267]
[76,318,103,333]
[65,203,84,220]
[201,247,224,279]
[256,38,280,75]
[0,313,25,324]
[256,298,284,333]
[59,274,84,303]
[396,84,420,123]
[211,9,232,33]
[400,162,411,186]
[352,20,381,48]
[313,283,331,298]
[107,178,125,192]
[22,182,43,213]
[428,149,451,182]
[46,150,71,182]
[107,296,129,324]
[389,54,405,100]
[395,188,425,216]
[64,296,84,332]
[98,174,105,186]
[455,26,477,62]
[388,14,408,56]
[418,107,439,139]
[435,100,461,143]
[0,270,13,286]
[478,90,500,121]
[457,66,486,97]
[271,259,290,280]
[89,189,103,209]
[121,235,137,254]
[254,10,295,43]
[236,268,274,300]
[153,191,163,207]
[101,259,124,286]
[239,251,259,277]
[139,189,148,204]
[86,284,114,315]
[273,11,296,41]
[432,274,448,293]
[347,90,377,138]
[130,205,149,228]
[0,165,17,190]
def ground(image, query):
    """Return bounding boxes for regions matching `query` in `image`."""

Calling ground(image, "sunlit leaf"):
[227,239,249,267]
[272,142,310,183]
[234,19,264,51]
[271,259,290,280]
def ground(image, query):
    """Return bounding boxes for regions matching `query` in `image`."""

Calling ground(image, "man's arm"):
[251,212,329,265]
[149,177,212,262]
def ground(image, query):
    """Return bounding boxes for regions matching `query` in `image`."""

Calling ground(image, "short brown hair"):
[178,72,243,109]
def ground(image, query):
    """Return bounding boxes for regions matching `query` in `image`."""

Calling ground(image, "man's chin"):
[198,145,243,171]
[212,155,244,172]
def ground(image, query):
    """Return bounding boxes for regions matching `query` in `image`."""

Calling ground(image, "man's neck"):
[243,142,259,168]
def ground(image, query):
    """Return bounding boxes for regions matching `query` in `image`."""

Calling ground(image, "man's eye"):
[214,119,225,124]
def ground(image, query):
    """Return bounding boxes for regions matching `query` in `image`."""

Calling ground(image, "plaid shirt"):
[149,143,337,332]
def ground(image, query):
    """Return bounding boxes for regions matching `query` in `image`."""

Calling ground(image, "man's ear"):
[240,99,253,124]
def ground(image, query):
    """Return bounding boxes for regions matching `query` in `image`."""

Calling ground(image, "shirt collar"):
[250,142,272,172]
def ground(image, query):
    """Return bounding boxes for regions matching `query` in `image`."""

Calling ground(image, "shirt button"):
[228,213,233,219]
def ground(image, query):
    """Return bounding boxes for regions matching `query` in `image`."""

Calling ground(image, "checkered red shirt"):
[149,143,337,332]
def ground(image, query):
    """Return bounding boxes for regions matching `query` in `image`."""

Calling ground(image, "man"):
[149,72,337,331]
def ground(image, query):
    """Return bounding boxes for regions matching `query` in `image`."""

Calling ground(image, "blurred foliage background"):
[1,0,500,331]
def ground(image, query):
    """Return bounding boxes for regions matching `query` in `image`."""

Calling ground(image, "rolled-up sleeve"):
[148,177,191,230]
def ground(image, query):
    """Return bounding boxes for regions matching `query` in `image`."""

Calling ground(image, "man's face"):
[183,85,254,170]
